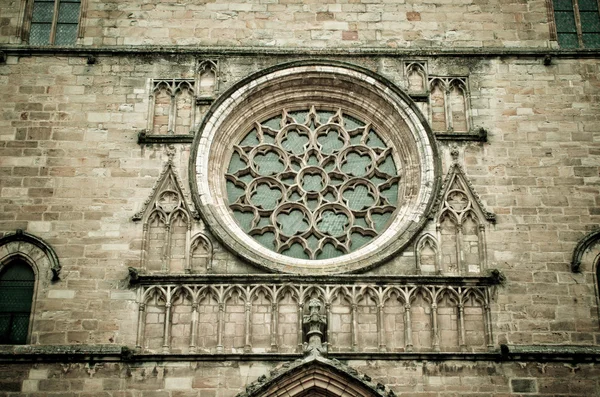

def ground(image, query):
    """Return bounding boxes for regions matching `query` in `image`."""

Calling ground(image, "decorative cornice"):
[137,130,194,145]
[1,45,600,59]
[127,272,502,286]
[1,345,600,364]
[435,127,487,142]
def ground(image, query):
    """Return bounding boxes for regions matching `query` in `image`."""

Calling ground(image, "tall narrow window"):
[0,261,35,344]
[552,0,600,48]
[29,0,81,45]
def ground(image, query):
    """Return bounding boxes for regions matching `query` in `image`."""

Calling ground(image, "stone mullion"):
[163,223,171,272]
[478,224,488,271]
[484,289,494,352]
[431,301,440,352]
[444,81,453,131]
[140,223,149,270]
[184,224,192,272]
[403,302,413,352]
[244,301,252,353]
[147,88,156,132]
[189,299,199,353]
[351,302,358,352]
[377,303,386,352]
[458,303,467,352]
[325,302,332,350]
[135,302,146,350]
[270,302,278,352]
[436,223,443,273]
[216,302,224,353]
[297,302,304,353]
[168,87,176,134]
[162,302,172,353]
[455,223,463,275]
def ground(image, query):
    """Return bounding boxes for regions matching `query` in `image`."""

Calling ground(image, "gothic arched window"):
[0,260,35,344]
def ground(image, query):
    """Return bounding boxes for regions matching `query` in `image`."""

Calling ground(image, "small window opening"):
[0,261,35,344]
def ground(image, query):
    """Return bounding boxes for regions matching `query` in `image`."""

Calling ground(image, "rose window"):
[225,107,401,260]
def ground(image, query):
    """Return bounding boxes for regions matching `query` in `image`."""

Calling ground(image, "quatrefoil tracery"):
[226,107,402,261]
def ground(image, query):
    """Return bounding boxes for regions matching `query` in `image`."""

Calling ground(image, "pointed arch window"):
[0,261,35,344]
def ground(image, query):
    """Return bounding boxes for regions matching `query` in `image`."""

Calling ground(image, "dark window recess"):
[553,0,600,48]
[29,0,81,45]
[0,262,34,344]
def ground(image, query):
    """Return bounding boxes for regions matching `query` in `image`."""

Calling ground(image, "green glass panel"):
[316,243,344,260]
[226,181,245,204]
[583,33,600,47]
[307,154,319,166]
[349,133,362,145]
[343,114,364,129]
[366,130,386,149]
[306,234,320,252]
[29,24,51,45]
[317,210,348,236]
[238,174,254,184]
[341,152,370,176]
[305,198,319,211]
[290,160,302,171]
[262,116,281,130]
[555,11,578,32]
[289,110,307,123]
[371,176,387,185]
[282,243,309,259]
[256,216,271,228]
[57,1,80,23]
[354,216,369,229]
[254,231,276,251]
[249,184,282,210]
[288,191,302,202]
[32,1,55,23]
[578,0,599,11]
[329,175,344,185]
[553,0,574,10]
[318,111,335,124]
[380,183,399,205]
[302,174,323,192]
[261,134,275,144]
[240,130,260,146]
[350,232,371,250]
[324,192,336,202]
[317,129,344,154]
[378,154,397,175]
[557,32,580,47]
[343,185,375,211]
[55,24,77,45]
[254,151,284,175]
[277,209,309,235]
[281,130,308,155]
[227,152,247,174]
[580,12,600,32]
[371,212,391,232]
[233,210,254,232]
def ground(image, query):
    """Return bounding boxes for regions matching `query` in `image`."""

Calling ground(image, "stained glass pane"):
[32,1,55,23]
[582,33,600,47]
[580,11,600,32]
[58,1,80,23]
[555,11,578,32]
[226,107,401,260]
[557,32,580,47]
[578,0,599,11]
[29,23,51,45]
[55,24,78,45]
[553,0,574,10]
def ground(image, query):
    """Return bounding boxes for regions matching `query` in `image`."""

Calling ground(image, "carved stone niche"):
[133,160,212,274]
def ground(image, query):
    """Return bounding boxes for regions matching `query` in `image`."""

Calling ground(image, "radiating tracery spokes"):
[226,107,402,260]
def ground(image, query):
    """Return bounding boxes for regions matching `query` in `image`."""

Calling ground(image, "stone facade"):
[1,0,600,395]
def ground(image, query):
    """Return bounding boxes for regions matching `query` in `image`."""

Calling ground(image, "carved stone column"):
[162,302,172,353]
[404,303,413,352]
[431,302,440,352]
[458,303,467,352]
[377,303,386,352]
[302,298,327,356]
[136,303,146,350]
[244,302,252,353]
[216,302,224,353]
[189,302,198,353]
[270,302,278,352]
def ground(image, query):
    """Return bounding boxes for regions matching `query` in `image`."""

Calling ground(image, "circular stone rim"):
[190,60,441,275]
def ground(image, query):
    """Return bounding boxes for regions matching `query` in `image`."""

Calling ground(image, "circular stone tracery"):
[192,62,439,274]
[226,107,401,260]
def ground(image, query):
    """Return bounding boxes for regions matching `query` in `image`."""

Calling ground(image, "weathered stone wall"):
[1,0,553,47]
[0,52,599,349]
[1,359,599,396]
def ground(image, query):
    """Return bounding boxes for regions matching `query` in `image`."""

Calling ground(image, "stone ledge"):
[1,45,600,59]
[1,345,600,363]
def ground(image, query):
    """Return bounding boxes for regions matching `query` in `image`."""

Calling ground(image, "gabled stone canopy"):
[238,355,394,397]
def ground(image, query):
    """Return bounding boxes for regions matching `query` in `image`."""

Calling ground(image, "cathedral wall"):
[0,53,598,350]
[1,0,553,47]
[1,359,599,396]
